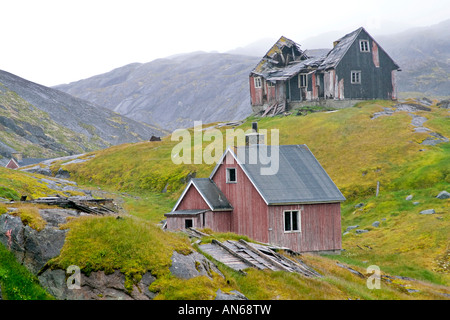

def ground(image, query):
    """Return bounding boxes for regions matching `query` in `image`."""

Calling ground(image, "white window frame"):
[283,210,300,233]
[226,167,237,184]
[254,77,262,88]
[351,71,361,84]
[298,74,307,88]
[360,40,370,52]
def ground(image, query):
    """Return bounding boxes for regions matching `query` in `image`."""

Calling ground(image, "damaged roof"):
[251,36,309,80]
[252,27,400,80]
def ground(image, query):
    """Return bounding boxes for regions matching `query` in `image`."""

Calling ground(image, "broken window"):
[351,71,361,84]
[226,167,237,183]
[284,210,300,232]
[360,40,370,52]
[299,74,307,88]
[254,77,262,88]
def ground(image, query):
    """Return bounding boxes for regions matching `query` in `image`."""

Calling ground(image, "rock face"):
[54,52,259,131]
[38,269,156,300]
[169,251,223,280]
[0,209,82,274]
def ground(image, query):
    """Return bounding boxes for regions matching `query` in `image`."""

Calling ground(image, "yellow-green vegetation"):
[48,216,193,291]
[0,166,84,200]
[5,203,47,231]
[1,99,448,300]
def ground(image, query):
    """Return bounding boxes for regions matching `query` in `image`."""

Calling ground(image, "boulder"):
[436,191,450,199]
[346,225,359,232]
[372,221,380,228]
[354,203,364,208]
[215,289,247,300]
[405,195,413,201]
[420,209,436,215]
[170,251,223,280]
[356,229,369,234]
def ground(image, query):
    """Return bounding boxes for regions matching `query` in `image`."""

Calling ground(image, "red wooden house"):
[165,139,345,253]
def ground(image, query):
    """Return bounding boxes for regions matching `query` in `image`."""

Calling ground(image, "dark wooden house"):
[249,27,401,112]
[165,137,346,253]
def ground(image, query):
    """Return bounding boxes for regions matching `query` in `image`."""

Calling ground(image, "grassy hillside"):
[1,99,448,299]
[58,100,449,286]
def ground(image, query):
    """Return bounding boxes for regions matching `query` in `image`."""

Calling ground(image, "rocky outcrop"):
[38,269,156,300]
[0,209,84,274]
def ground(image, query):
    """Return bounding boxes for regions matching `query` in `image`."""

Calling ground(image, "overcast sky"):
[1,0,449,86]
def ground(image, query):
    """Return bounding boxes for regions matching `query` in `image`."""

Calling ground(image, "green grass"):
[0,244,54,300]
[48,215,193,291]
[1,99,448,299]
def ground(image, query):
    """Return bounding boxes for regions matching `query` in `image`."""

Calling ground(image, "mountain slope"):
[54,20,450,134]
[52,100,449,293]
[0,69,166,161]
[378,19,450,95]
[55,52,260,131]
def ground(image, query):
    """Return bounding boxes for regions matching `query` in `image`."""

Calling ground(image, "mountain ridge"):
[0,69,167,162]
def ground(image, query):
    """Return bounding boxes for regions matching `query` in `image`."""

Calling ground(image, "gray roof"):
[165,209,208,216]
[172,178,233,212]
[190,178,233,211]
[319,27,362,71]
[233,145,346,205]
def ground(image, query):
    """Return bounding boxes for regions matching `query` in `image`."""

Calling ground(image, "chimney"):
[246,122,265,146]
[12,152,22,162]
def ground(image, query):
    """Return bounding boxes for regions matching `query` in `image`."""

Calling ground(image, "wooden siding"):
[166,213,203,231]
[335,29,398,100]
[176,184,210,211]
[268,203,341,252]
[5,159,19,170]
[249,76,263,106]
[211,152,269,243]
[205,211,231,233]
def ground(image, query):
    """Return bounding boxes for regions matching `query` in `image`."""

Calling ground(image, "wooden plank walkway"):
[199,238,321,277]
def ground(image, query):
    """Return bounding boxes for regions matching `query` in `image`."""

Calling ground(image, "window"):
[360,40,370,52]
[226,167,237,183]
[299,74,307,88]
[267,81,275,87]
[254,77,262,88]
[185,219,193,229]
[284,211,300,232]
[351,71,361,84]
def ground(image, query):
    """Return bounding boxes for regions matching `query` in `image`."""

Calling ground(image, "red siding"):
[212,152,269,243]
[176,184,209,211]
[5,159,19,169]
[205,211,231,233]
[249,76,264,106]
[268,203,341,252]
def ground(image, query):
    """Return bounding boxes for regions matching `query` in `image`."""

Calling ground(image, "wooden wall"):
[268,202,342,252]
[211,152,270,243]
